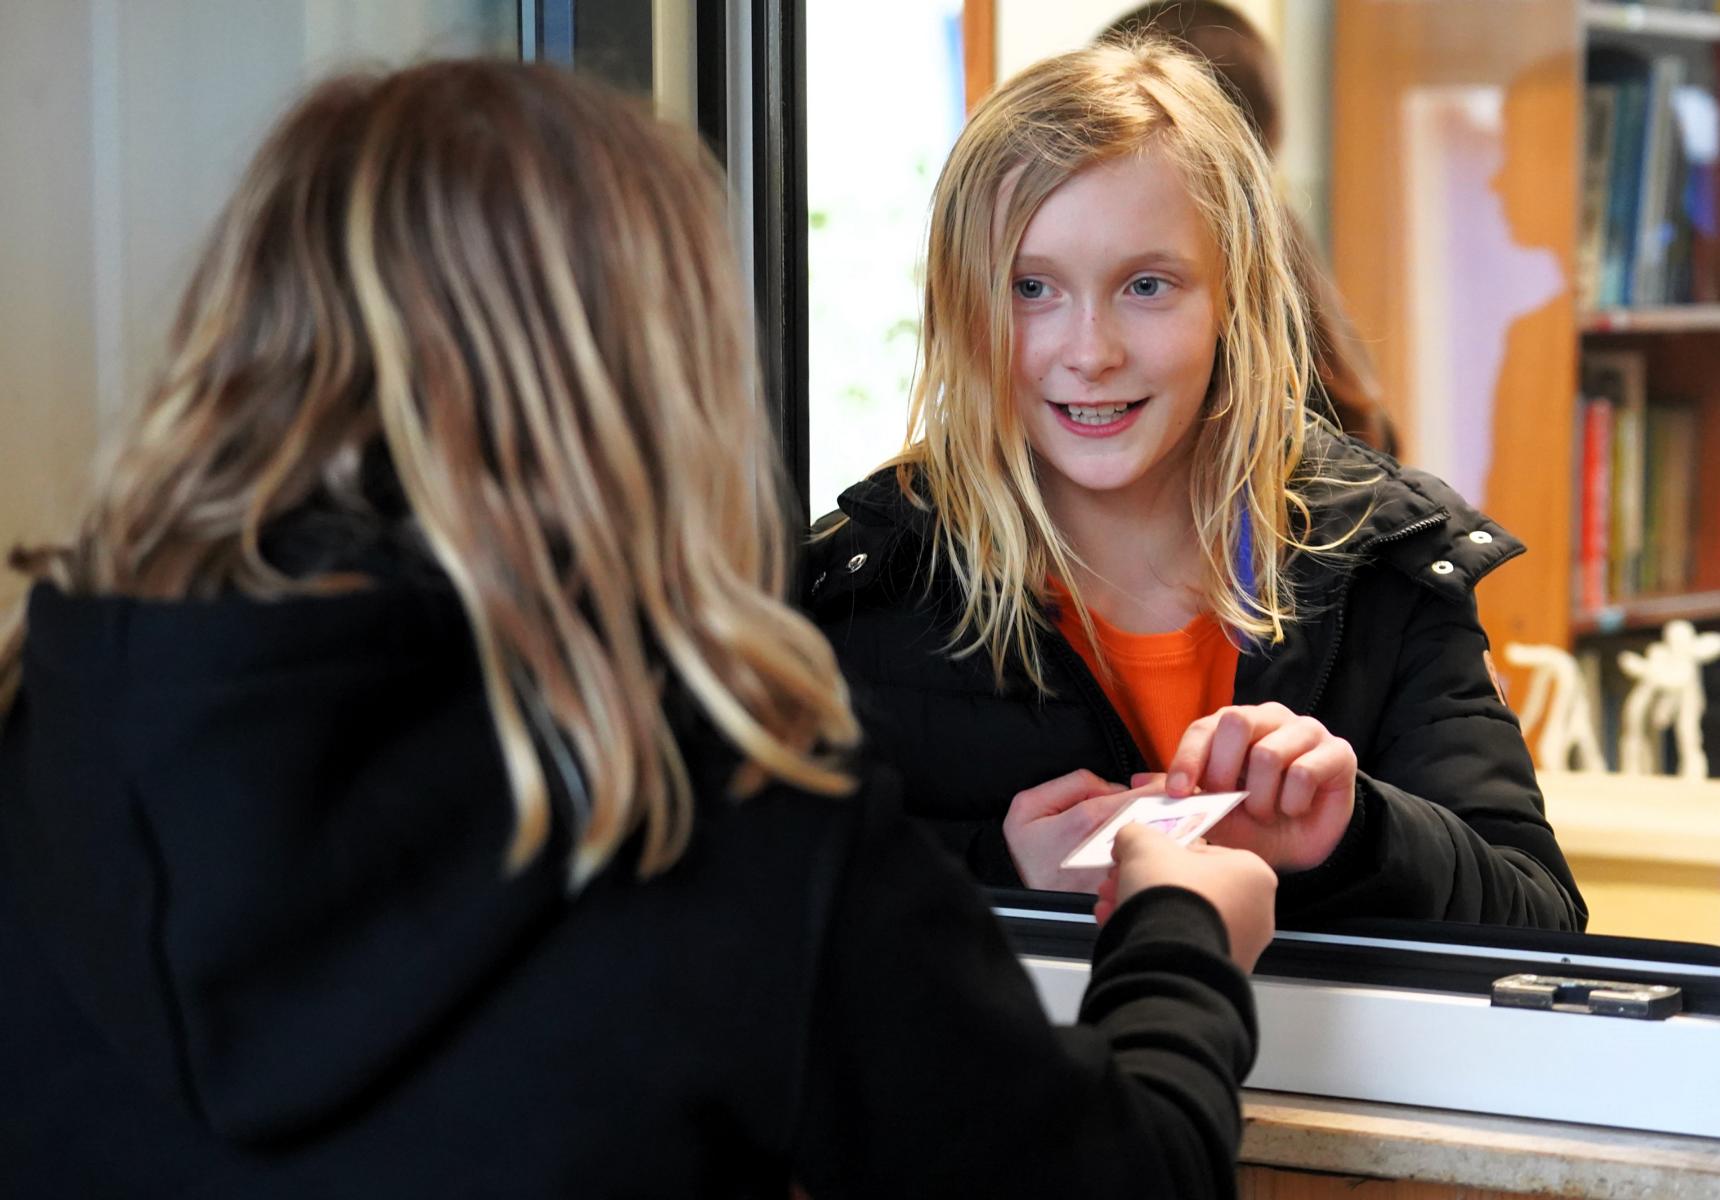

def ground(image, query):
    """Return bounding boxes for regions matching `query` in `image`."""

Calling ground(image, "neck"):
[1039,455,1206,634]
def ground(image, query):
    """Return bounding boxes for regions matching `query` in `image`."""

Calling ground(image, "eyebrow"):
[1013,251,1200,273]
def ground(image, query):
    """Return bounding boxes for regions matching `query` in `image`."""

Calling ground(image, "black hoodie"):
[1,574,1258,1197]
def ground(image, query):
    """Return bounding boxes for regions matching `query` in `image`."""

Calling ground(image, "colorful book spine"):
[1580,85,1618,311]
[1579,396,1614,613]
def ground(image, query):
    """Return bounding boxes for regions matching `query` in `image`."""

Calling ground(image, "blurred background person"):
[1104,0,1397,454]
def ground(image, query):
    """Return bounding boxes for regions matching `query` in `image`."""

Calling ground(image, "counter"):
[1238,1090,1720,1199]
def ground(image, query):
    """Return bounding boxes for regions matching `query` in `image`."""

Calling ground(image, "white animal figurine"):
[1617,620,1720,780]
[1502,642,1605,772]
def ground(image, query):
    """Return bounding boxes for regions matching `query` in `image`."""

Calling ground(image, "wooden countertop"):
[1240,1090,1720,1199]
[1537,770,1720,867]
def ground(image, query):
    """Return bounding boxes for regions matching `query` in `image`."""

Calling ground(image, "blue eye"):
[1013,278,1047,300]
[1128,276,1167,298]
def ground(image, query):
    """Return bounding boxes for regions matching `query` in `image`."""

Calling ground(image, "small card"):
[1058,786,1249,870]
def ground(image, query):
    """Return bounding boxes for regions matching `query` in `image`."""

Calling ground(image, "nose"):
[1065,305,1125,381]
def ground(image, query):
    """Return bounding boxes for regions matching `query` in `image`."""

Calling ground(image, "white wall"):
[0,0,514,605]
[0,2,100,604]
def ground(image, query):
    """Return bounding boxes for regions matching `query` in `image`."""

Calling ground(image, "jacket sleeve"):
[789,770,1257,1200]
[1279,589,1587,930]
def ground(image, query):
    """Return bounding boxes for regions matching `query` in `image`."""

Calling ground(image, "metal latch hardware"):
[1490,973,1682,1020]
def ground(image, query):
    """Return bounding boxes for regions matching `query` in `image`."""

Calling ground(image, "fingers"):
[1070,787,1138,834]
[1241,715,1325,820]
[1164,719,1213,797]
[1128,771,1168,791]
[1094,870,1118,926]
[1277,736,1355,817]
[1167,703,1297,794]
[1093,894,1116,926]
[1112,820,1148,859]
[1096,870,1118,907]
[1006,768,1122,825]
[1111,818,1174,864]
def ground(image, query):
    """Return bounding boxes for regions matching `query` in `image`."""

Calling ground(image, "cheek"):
[1012,323,1047,383]
[1161,318,1220,389]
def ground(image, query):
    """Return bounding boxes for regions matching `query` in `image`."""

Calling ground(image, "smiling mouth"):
[1052,400,1145,426]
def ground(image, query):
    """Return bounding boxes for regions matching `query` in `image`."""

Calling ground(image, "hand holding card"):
[1059,785,1248,870]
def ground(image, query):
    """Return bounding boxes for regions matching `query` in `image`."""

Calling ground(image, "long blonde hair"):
[0,61,857,884]
[891,37,1343,688]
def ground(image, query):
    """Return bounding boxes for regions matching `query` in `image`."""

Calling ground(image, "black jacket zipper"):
[1306,511,1449,712]
[1041,618,1151,780]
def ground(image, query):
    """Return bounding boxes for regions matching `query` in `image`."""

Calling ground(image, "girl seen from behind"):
[806,38,1584,930]
[0,61,1274,1197]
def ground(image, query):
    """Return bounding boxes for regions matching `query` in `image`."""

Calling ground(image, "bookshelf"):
[1583,1,1720,40]
[1332,2,1720,755]
[1583,303,1720,330]
[1575,588,1720,634]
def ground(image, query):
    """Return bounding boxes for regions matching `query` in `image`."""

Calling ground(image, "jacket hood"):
[0,580,567,1145]
[810,431,1524,609]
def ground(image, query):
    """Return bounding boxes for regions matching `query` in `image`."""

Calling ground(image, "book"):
[1589,46,1653,306]
[1632,55,1685,306]
[1582,350,1649,599]
[1577,395,1614,613]
[1672,82,1720,304]
[1580,85,1619,311]
[1645,402,1699,594]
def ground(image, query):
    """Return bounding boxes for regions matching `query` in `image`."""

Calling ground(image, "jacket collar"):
[824,431,1523,605]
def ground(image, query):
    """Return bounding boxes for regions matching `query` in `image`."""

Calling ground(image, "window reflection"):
[804,0,1720,950]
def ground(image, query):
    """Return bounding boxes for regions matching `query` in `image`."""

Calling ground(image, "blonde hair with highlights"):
[0,62,857,883]
[884,36,1353,688]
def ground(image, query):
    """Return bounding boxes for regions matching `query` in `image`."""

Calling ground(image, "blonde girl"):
[808,37,1583,930]
[0,60,1275,1194]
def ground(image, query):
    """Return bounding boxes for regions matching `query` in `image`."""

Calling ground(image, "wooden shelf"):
[1584,3,1720,42]
[1574,589,1720,634]
[1582,305,1720,333]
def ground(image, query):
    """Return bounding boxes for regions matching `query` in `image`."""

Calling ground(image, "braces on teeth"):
[1062,402,1134,424]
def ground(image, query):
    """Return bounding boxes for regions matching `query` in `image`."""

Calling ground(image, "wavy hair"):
[882,36,1358,689]
[0,61,857,884]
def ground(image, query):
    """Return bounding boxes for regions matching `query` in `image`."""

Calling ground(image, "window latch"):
[1490,973,1682,1020]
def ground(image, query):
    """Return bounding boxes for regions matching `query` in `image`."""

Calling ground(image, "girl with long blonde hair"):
[808,37,1583,930]
[1,60,1276,1194]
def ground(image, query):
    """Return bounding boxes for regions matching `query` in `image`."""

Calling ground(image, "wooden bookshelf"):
[1584,2,1720,42]
[1331,0,1582,681]
[1574,588,1720,634]
[1583,304,1720,332]
[1334,1,1720,724]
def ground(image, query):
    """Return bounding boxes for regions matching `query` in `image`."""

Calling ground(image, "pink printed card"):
[1058,786,1248,870]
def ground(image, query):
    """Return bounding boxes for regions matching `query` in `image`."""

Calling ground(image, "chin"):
[1046,461,1154,495]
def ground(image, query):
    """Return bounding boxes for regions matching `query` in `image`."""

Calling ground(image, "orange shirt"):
[1049,582,1239,771]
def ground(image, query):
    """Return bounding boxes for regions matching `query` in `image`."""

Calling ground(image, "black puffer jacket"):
[805,437,1586,931]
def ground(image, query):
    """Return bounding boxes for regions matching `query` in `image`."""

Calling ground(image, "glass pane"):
[804,0,1720,956]
[0,0,518,604]
[805,0,965,519]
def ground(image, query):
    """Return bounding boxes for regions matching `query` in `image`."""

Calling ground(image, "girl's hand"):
[1095,825,1277,971]
[1002,769,1136,892]
[1164,703,1356,872]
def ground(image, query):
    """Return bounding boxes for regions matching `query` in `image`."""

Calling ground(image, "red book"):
[1579,396,1614,613]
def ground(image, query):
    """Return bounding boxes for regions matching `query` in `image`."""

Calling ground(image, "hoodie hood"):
[0,581,567,1144]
